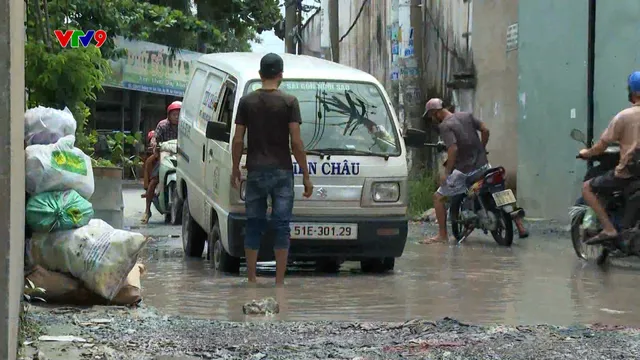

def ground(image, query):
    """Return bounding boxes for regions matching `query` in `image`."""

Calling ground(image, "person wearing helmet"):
[141,101,181,224]
[580,71,640,244]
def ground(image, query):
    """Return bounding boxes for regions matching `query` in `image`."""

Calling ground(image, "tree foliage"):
[26,0,282,162]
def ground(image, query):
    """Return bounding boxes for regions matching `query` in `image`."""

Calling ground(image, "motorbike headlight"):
[372,182,400,202]
[240,181,246,201]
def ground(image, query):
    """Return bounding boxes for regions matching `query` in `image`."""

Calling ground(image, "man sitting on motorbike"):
[580,71,640,245]
[141,101,181,224]
[422,98,529,243]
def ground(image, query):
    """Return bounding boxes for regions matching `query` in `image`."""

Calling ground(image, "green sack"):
[26,190,94,232]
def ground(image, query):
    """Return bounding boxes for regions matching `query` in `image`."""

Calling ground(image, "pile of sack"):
[24,106,150,306]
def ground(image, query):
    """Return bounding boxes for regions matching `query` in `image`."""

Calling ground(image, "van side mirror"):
[403,127,427,148]
[206,121,230,143]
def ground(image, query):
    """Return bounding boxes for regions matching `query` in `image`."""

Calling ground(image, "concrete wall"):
[472,0,519,190]
[419,0,472,98]
[517,0,640,220]
[593,1,640,135]
[0,0,26,357]
[300,0,394,100]
[337,0,394,96]
[517,0,588,220]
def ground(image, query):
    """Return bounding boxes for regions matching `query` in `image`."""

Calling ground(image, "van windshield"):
[244,80,401,157]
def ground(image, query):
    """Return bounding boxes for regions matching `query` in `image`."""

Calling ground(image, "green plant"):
[76,130,142,168]
[18,307,42,353]
[408,170,439,216]
[23,279,47,303]
[19,279,46,352]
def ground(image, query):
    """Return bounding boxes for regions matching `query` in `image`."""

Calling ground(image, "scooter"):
[152,139,182,225]
[569,128,640,265]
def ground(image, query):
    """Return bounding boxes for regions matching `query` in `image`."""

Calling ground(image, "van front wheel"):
[182,197,206,257]
[361,258,395,273]
[210,223,240,274]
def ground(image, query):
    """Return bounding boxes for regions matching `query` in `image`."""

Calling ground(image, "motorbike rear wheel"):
[490,210,513,247]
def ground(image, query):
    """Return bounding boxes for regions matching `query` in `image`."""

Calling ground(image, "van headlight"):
[372,182,400,202]
[240,181,246,201]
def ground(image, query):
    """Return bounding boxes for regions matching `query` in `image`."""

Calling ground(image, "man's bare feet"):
[419,236,449,244]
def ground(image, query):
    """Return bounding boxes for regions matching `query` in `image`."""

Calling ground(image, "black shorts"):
[589,170,633,195]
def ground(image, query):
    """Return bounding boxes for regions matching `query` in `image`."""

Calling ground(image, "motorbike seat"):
[465,167,504,187]
[623,179,640,198]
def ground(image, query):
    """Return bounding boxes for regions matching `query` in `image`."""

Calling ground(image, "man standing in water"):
[422,98,528,243]
[231,53,313,285]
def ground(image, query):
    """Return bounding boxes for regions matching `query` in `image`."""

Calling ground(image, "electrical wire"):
[338,0,370,43]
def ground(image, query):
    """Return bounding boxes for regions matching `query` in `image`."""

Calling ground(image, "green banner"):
[103,36,204,96]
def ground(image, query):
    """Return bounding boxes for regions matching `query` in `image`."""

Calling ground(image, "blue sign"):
[391,41,399,55]
[391,72,399,81]
[404,48,414,57]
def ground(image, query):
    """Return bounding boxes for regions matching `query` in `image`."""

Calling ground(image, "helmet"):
[628,71,640,93]
[167,101,182,113]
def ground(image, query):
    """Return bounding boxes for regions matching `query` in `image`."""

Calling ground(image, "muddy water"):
[136,232,640,326]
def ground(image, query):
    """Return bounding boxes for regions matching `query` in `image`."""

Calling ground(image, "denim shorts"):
[244,167,295,250]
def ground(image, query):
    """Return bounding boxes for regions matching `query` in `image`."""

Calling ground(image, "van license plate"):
[492,189,517,207]
[290,223,358,240]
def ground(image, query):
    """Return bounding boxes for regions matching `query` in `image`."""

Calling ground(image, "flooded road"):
[124,189,640,327]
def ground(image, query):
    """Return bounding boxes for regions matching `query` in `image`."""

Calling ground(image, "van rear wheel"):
[181,197,206,257]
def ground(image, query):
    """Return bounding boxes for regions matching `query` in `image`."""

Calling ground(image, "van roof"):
[198,52,380,84]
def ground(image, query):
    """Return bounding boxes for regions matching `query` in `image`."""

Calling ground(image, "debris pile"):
[24,106,149,306]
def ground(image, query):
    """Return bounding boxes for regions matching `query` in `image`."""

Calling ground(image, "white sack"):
[30,219,150,300]
[25,106,77,146]
[26,135,94,199]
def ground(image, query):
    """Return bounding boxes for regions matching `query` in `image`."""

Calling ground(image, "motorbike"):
[152,139,182,225]
[403,128,524,246]
[569,128,640,265]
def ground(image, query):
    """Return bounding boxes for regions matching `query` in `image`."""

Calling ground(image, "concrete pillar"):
[0,0,26,358]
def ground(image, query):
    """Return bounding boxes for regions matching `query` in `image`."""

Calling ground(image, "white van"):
[176,53,409,274]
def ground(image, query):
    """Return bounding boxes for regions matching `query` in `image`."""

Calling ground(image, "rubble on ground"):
[19,306,640,360]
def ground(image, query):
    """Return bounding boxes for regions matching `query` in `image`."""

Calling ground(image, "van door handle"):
[202,145,205,162]
[209,149,214,158]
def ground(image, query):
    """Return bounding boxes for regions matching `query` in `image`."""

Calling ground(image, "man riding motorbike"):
[579,71,640,245]
[141,101,181,224]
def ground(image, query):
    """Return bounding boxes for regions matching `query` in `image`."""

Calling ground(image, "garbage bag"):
[25,264,144,306]
[26,135,95,199]
[25,106,77,146]
[26,190,94,232]
[30,219,150,300]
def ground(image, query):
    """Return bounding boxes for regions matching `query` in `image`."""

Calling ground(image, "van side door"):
[179,67,225,227]
[204,77,237,218]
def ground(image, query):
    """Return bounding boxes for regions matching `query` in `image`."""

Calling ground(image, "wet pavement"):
[123,189,640,327]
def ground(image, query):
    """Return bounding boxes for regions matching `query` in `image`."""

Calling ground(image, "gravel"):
[20,304,640,360]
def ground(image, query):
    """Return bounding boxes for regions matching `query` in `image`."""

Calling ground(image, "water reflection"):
[140,235,640,326]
